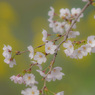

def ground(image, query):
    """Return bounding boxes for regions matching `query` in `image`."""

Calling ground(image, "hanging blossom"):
[48,7,54,20]
[27,45,34,59]
[88,36,95,53]
[10,75,23,84]
[59,8,70,19]
[87,36,95,47]
[4,57,16,68]
[71,8,84,22]
[63,40,74,56]
[80,44,91,56]
[3,45,12,58]
[42,29,48,42]
[37,67,65,82]
[45,41,57,54]
[56,91,64,95]
[74,48,85,59]
[47,67,65,81]
[57,22,66,34]
[21,86,39,95]
[34,52,47,64]
[36,70,52,82]
[23,73,38,86]
[3,45,16,68]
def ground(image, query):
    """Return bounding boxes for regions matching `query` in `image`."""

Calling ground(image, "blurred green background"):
[0,0,95,95]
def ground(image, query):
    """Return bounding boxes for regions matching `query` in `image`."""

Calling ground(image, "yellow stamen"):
[53,69,56,72]
[31,91,35,94]
[28,76,31,80]
[89,40,92,44]
[83,47,86,50]
[69,45,72,48]
[39,55,42,58]
[78,50,81,54]
[47,47,51,50]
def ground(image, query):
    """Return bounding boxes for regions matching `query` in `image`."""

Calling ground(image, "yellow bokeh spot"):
[0,2,23,77]
[31,17,49,52]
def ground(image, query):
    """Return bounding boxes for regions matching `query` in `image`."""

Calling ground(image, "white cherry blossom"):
[36,70,45,77]
[74,48,84,59]
[21,86,39,95]
[3,45,12,58]
[4,57,16,68]
[47,67,65,81]
[65,23,76,32]
[64,49,73,56]
[10,75,23,84]
[34,52,47,64]
[57,22,66,34]
[45,41,57,54]
[42,29,48,42]
[49,20,54,28]
[87,36,95,47]
[52,22,60,33]
[81,44,91,56]
[23,73,38,86]
[70,49,77,59]
[3,45,16,68]
[68,31,80,38]
[63,40,74,56]
[60,8,70,19]
[56,91,64,95]
[71,8,83,22]
[36,70,52,82]
[63,40,74,50]
[27,45,34,59]
[48,7,54,19]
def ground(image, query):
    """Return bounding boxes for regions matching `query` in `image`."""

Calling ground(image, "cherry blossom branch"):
[41,1,91,94]
[16,1,91,57]
[56,1,91,50]
[15,34,65,55]
[3,1,94,95]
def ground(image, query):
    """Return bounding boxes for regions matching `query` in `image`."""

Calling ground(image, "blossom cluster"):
[10,67,64,95]
[10,74,40,95]
[2,0,95,95]
[63,36,95,59]
[3,36,64,94]
[3,45,16,68]
[48,7,83,35]
[37,67,65,82]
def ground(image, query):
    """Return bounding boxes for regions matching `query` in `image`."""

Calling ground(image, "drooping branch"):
[41,1,91,95]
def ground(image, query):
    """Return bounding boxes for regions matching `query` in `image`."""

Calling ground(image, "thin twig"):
[16,34,65,55]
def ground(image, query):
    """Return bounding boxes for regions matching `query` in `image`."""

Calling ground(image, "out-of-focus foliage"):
[0,0,95,95]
